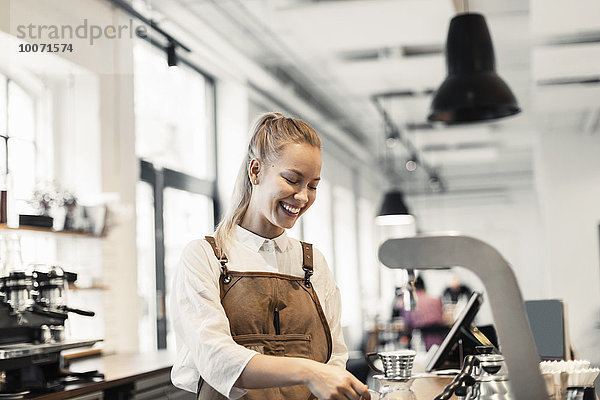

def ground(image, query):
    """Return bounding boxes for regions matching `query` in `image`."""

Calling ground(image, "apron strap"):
[300,241,314,288]
[204,236,231,284]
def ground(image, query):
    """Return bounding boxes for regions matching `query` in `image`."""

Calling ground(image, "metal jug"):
[465,350,513,400]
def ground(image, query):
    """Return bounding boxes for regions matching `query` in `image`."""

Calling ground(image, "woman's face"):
[244,143,322,238]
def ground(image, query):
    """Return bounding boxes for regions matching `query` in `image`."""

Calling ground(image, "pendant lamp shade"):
[375,190,414,226]
[428,13,520,123]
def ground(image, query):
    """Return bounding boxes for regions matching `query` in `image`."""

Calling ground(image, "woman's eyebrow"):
[286,169,320,181]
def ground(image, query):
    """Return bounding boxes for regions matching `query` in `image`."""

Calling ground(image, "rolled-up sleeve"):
[169,240,257,398]
[325,285,349,367]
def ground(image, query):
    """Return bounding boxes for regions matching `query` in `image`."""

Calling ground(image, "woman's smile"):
[280,201,302,216]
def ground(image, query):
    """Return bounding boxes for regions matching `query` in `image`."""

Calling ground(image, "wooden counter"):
[26,351,194,400]
[21,351,454,399]
[412,374,455,399]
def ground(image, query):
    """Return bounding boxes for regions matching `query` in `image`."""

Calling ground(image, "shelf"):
[69,284,109,291]
[62,346,104,361]
[0,223,102,238]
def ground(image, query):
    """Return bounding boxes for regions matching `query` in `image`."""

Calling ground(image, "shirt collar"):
[235,225,289,253]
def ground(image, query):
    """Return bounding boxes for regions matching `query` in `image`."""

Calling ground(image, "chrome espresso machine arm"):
[378,233,548,400]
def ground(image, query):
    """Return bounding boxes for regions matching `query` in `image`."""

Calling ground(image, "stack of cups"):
[540,361,599,400]
[540,370,568,400]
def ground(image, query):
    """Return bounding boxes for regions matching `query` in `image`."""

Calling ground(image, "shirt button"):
[264,241,274,252]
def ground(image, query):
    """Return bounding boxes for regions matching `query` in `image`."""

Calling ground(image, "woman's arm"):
[170,241,258,397]
[235,354,370,399]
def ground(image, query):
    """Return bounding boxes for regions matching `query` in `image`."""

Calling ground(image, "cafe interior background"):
[1,0,599,381]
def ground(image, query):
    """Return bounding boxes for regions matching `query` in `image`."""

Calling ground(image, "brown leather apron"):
[197,236,333,400]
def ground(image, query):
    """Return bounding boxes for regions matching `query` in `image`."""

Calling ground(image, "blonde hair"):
[214,112,321,257]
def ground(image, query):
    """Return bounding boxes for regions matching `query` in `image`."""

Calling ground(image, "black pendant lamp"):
[375,190,414,226]
[428,13,520,123]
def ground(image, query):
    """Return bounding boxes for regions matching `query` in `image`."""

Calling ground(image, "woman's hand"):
[302,361,371,400]
[235,355,370,399]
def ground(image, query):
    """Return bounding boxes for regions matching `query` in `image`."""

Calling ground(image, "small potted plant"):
[23,183,60,228]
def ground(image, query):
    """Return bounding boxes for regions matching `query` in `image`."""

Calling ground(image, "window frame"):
[135,45,219,348]
[1,75,39,194]
[140,159,219,348]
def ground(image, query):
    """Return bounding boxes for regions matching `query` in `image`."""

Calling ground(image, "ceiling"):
[144,0,600,196]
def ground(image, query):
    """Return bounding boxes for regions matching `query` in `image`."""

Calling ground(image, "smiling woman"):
[168,112,370,400]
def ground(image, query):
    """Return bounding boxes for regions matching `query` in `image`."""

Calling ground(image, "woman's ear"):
[248,158,261,185]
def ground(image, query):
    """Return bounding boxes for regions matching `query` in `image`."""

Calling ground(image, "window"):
[134,43,214,179]
[163,186,214,349]
[0,74,38,209]
[134,42,217,350]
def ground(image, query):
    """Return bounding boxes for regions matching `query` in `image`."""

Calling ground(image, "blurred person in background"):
[397,276,448,351]
[442,275,472,304]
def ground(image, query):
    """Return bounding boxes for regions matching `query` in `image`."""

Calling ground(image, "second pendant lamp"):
[375,190,414,226]
[428,13,520,123]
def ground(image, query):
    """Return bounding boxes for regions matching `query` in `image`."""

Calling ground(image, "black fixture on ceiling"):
[375,190,414,226]
[428,12,521,123]
[166,41,178,67]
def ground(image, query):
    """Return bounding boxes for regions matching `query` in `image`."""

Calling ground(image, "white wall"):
[411,190,545,297]
[407,189,545,326]
[534,119,600,363]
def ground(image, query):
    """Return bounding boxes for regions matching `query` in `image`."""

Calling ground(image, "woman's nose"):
[294,186,309,203]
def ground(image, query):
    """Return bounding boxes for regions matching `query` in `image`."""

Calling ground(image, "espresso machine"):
[0,265,101,396]
[378,234,549,400]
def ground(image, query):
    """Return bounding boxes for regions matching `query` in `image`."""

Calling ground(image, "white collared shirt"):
[169,226,348,398]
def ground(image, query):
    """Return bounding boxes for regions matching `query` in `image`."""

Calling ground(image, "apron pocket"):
[233,333,312,358]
